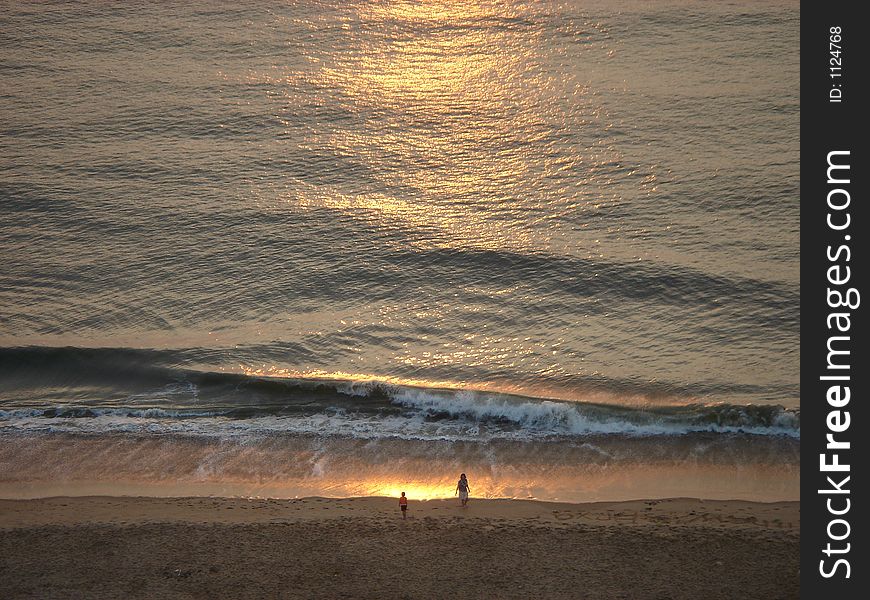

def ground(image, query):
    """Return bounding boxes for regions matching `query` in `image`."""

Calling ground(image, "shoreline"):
[0,494,800,529]
[1,495,799,599]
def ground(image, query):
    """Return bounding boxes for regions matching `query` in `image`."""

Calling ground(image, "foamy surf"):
[0,385,798,442]
[1,346,798,441]
[1,352,800,502]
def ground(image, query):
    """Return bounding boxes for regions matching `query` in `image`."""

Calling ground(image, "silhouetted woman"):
[455,473,471,507]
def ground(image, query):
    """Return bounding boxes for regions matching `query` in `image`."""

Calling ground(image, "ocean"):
[0,0,799,502]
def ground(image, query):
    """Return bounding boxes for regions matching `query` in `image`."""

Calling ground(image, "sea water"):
[0,0,799,501]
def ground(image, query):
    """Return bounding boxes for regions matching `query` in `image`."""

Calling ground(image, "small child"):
[399,492,408,519]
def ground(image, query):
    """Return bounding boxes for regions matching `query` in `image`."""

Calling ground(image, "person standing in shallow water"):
[455,473,471,507]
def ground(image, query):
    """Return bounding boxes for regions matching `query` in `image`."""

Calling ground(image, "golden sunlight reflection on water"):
[257,0,622,255]
[188,0,748,398]
[0,0,798,410]
[335,464,800,503]
[1,464,800,504]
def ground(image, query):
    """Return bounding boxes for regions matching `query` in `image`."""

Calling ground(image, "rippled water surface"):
[1,0,799,500]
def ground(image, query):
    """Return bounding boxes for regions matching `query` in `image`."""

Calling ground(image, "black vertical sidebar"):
[801,1,866,597]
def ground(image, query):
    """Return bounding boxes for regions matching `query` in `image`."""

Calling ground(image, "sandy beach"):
[0,495,798,599]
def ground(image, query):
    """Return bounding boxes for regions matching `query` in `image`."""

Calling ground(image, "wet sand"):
[0,496,799,599]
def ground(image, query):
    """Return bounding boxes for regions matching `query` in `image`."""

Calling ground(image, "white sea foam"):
[386,386,799,438]
[0,390,800,442]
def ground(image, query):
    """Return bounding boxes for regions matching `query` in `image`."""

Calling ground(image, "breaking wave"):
[1,346,799,441]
